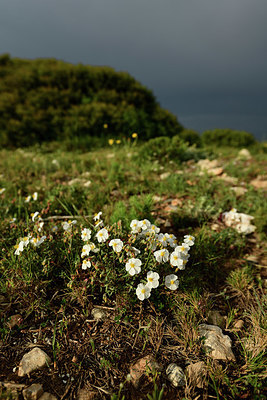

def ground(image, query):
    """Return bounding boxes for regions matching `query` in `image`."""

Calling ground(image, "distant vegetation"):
[202,128,256,147]
[0,54,183,147]
[0,54,258,149]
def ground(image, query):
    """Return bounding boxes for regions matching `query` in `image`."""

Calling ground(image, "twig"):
[41,215,91,221]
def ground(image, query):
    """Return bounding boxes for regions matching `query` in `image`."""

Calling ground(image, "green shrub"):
[179,129,201,147]
[202,129,256,147]
[138,135,205,163]
[0,55,183,147]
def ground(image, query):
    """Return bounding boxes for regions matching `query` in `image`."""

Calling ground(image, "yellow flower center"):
[170,280,174,285]
[141,289,145,294]
[148,277,153,282]
[160,251,165,257]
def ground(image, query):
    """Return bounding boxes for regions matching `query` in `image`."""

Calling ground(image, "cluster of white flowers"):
[131,221,195,300]
[222,208,256,235]
[25,192,38,203]
[80,220,108,269]
[80,215,195,301]
[14,234,46,255]
[14,207,46,255]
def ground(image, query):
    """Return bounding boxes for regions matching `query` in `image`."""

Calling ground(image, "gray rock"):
[23,383,44,400]
[199,324,235,361]
[18,347,51,377]
[166,363,185,387]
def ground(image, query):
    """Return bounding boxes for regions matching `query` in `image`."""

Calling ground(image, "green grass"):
[0,139,266,399]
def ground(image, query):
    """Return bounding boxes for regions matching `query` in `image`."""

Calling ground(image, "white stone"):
[160,172,170,180]
[166,363,185,387]
[18,347,51,377]
[238,149,251,159]
[91,307,107,321]
[199,324,235,361]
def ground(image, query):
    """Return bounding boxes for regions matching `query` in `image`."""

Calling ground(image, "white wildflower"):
[175,243,190,256]
[32,192,38,201]
[140,219,151,231]
[14,241,24,255]
[31,211,39,222]
[81,244,91,257]
[136,283,151,301]
[130,219,141,234]
[81,228,92,241]
[109,239,123,253]
[154,248,169,263]
[165,274,179,290]
[126,258,142,276]
[96,228,109,243]
[93,211,102,221]
[82,259,91,270]
[183,235,195,246]
[146,271,160,289]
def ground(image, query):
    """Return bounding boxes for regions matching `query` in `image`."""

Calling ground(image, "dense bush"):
[0,54,183,147]
[138,135,205,162]
[179,129,201,147]
[202,129,256,147]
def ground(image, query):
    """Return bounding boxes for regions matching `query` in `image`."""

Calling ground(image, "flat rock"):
[130,355,160,388]
[18,347,51,377]
[208,167,224,176]
[199,324,235,361]
[77,388,98,400]
[250,178,267,190]
[91,307,107,321]
[39,393,57,400]
[23,383,44,400]
[219,174,238,184]
[166,363,185,387]
[231,187,247,197]
[186,361,207,389]
[197,159,220,170]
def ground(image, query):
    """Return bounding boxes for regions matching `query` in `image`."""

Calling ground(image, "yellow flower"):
[108,139,114,145]
[103,124,108,129]
[132,132,138,138]
[116,139,121,144]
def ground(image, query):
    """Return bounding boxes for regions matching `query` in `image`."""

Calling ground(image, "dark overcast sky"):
[1,0,266,140]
